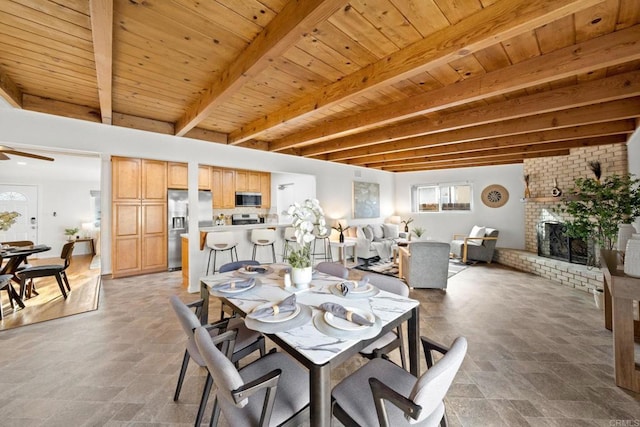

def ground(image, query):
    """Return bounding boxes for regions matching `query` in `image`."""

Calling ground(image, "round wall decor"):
[481,184,509,208]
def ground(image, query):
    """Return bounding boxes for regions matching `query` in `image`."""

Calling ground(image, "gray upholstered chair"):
[315,261,349,279]
[360,272,409,369]
[169,296,265,426]
[450,227,499,263]
[332,336,467,427]
[400,241,451,289]
[194,326,310,427]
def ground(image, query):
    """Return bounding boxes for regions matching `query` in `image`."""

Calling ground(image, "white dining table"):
[200,263,420,427]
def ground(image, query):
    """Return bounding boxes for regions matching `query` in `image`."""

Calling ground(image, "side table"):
[72,237,95,256]
[329,240,357,267]
[601,249,640,393]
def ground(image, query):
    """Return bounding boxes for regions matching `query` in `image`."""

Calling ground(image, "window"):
[412,183,472,212]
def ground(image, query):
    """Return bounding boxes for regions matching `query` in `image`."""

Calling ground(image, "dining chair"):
[250,228,277,264]
[0,272,24,319]
[205,231,239,274]
[217,260,260,320]
[169,296,265,426]
[281,226,297,262]
[194,326,310,427]
[359,272,409,369]
[332,336,467,427]
[16,241,74,299]
[315,261,348,279]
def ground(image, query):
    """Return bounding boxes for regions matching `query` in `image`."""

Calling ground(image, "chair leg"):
[9,285,24,309]
[55,274,68,299]
[210,395,221,427]
[397,325,407,370]
[270,243,276,264]
[252,244,257,261]
[62,271,71,291]
[195,373,213,427]
[174,350,191,401]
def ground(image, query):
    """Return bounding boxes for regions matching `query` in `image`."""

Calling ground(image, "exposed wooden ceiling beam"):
[386,158,525,172]
[277,25,640,153]
[301,70,640,157]
[364,135,628,169]
[89,0,113,125]
[348,121,635,165]
[0,66,22,108]
[384,150,571,170]
[174,0,347,137]
[230,0,603,145]
[327,98,640,162]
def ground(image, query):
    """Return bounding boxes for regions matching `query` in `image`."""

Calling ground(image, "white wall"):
[0,109,394,291]
[393,164,526,249]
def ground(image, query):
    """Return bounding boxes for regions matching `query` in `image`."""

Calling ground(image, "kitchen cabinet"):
[236,170,261,192]
[211,167,235,209]
[112,156,168,278]
[260,172,271,208]
[168,162,188,189]
[199,166,211,190]
[167,163,211,190]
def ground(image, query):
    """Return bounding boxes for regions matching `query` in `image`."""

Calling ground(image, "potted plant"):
[286,199,327,288]
[557,173,640,266]
[401,217,413,233]
[332,222,350,243]
[65,227,80,241]
[412,226,426,240]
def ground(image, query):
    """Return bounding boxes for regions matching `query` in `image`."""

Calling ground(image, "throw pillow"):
[362,225,374,241]
[382,223,399,239]
[467,225,486,246]
[371,224,384,240]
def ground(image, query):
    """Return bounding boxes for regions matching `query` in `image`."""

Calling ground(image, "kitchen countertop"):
[199,223,290,232]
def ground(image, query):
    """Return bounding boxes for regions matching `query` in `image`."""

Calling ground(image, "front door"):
[0,184,38,243]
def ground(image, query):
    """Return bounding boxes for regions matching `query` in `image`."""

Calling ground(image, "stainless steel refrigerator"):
[168,189,213,270]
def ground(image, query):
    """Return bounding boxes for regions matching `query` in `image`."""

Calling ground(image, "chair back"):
[482,228,499,249]
[363,273,409,297]
[409,337,467,423]
[2,240,34,247]
[206,231,236,249]
[61,241,75,269]
[251,228,276,244]
[406,241,451,289]
[315,262,348,279]
[169,296,208,366]
[283,227,296,242]
[219,260,260,273]
[194,326,247,407]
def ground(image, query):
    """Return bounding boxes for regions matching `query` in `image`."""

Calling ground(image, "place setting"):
[312,302,382,340]
[207,277,259,297]
[244,294,312,333]
[233,264,274,277]
[328,276,379,298]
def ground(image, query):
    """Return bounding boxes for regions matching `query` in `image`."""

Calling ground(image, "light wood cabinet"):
[236,169,261,192]
[199,166,211,190]
[260,172,271,208]
[181,236,189,288]
[168,162,188,189]
[112,156,168,278]
[235,170,248,192]
[211,167,236,208]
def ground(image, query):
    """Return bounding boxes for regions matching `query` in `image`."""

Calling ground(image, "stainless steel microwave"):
[235,192,262,207]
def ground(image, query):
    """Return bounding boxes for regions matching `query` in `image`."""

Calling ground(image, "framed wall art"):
[352,181,380,218]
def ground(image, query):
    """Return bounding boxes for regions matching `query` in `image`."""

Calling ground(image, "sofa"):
[345,223,406,263]
[450,226,499,263]
[399,241,451,289]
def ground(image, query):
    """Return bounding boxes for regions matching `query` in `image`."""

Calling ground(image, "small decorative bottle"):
[284,271,292,288]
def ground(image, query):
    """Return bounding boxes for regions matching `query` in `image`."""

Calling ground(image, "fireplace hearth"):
[537,221,590,265]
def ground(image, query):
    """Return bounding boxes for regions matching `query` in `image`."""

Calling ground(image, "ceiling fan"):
[0,145,54,161]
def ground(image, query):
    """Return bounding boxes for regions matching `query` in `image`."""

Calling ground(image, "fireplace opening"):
[537,221,590,265]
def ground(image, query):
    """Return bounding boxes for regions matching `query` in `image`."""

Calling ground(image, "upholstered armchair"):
[399,241,451,289]
[451,226,499,263]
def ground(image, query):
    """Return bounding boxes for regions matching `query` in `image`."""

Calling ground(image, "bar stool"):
[312,230,333,263]
[251,228,277,264]
[282,227,297,262]
[205,231,239,274]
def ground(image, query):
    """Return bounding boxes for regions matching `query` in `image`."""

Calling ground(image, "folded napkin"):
[244,265,267,273]
[248,294,297,319]
[319,302,374,326]
[337,276,370,296]
[211,277,255,291]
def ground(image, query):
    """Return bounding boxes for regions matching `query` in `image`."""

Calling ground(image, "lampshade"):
[81,222,94,237]
[389,215,401,224]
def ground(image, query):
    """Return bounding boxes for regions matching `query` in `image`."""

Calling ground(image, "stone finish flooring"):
[0,263,638,426]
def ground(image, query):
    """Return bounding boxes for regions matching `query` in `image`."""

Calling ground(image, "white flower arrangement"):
[286,199,327,268]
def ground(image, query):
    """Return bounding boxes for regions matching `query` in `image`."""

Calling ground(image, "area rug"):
[355,258,469,279]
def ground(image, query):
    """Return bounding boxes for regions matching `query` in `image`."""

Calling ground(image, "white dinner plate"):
[324,307,374,331]
[213,279,256,294]
[343,282,374,294]
[252,303,301,323]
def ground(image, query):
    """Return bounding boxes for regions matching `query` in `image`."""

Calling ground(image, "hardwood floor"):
[0,254,101,330]
[0,262,638,426]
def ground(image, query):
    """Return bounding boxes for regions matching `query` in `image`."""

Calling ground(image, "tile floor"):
[0,262,638,426]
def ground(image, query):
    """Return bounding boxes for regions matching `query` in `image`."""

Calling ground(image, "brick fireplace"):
[495,143,628,293]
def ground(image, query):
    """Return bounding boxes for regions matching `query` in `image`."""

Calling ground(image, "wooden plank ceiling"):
[0,0,639,172]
